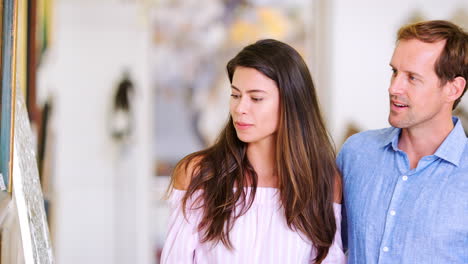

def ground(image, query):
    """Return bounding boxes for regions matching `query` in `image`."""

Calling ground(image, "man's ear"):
[445,76,466,103]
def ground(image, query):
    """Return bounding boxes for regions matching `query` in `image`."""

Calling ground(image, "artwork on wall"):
[1,0,19,193]
[13,79,54,264]
[109,72,135,144]
[27,0,53,125]
[150,0,313,176]
[0,0,54,262]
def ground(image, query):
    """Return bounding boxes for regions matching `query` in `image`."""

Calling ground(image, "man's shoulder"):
[458,139,468,168]
[337,127,396,178]
[337,127,396,169]
[341,127,396,151]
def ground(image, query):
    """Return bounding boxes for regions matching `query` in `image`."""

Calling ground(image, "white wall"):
[327,0,468,144]
[37,1,152,263]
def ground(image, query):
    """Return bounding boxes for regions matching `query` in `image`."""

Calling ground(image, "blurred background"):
[13,0,468,263]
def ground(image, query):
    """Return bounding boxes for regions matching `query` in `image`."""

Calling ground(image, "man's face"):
[388,38,450,130]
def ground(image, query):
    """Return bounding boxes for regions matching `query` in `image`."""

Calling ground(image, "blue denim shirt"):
[337,117,468,264]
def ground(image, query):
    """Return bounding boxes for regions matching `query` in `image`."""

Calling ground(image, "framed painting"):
[1,0,18,193]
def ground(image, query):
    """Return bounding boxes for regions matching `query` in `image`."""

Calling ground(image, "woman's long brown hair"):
[169,39,337,263]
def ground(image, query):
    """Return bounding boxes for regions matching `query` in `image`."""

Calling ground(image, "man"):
[337,20,468,263]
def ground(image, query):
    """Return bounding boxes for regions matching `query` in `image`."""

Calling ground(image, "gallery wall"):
[37,1,152,263]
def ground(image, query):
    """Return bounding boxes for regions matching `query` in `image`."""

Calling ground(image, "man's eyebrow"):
[389,64,424,78]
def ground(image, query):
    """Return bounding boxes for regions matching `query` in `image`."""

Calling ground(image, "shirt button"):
[383,247,389,252]
[390,210,396,216]
[402,175,408,181]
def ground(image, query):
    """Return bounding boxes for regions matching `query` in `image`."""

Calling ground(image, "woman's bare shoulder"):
[172,155,204,190]
[333,172,343,204]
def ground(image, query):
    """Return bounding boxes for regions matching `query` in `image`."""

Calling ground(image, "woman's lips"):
[234,122,253,130]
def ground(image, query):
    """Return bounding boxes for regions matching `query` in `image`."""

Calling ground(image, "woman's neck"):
[246,138,278,188]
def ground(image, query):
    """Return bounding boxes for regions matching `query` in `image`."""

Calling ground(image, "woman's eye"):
[230,94,240,99]
[252,97,263,102]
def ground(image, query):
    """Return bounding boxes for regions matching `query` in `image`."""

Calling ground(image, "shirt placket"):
[377,151,414,263]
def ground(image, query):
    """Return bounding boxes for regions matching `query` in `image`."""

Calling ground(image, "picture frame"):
[0,0,18,194]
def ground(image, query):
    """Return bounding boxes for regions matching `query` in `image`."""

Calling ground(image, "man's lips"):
[391,100,409,108]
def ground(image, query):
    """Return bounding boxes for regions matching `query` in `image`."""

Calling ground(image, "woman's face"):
[230,66,280,145]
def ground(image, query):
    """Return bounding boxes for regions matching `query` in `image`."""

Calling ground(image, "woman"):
[161,39,345,263]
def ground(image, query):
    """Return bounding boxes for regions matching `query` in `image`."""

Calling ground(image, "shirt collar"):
[434,117,466,167]
[381,126,401,150]
[381,117,467,166]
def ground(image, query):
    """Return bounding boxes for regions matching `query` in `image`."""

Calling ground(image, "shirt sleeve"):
[336,146,346,176]
[336,145,349,251]
[160,190,200,264]
[321,203,347,264]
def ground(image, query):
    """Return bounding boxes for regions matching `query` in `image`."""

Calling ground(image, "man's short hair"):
[397,20,468,109]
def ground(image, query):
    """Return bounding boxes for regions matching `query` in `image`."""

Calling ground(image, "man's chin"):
[388,116,404,128]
